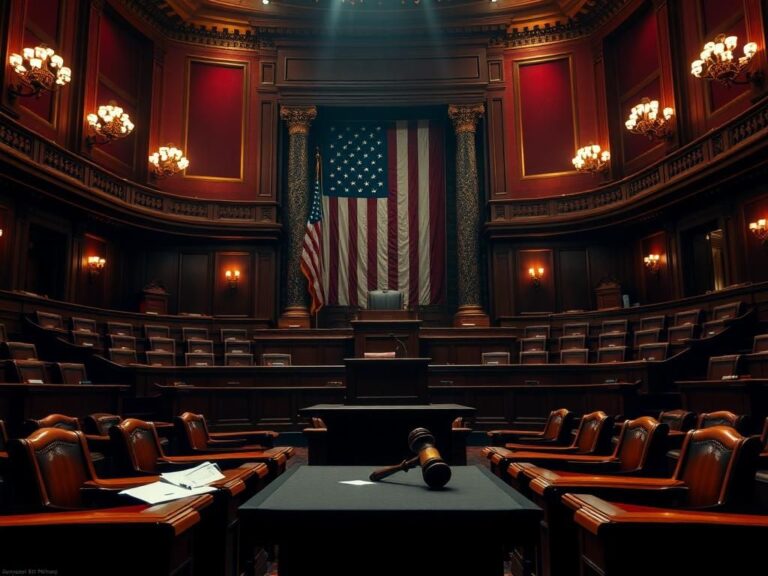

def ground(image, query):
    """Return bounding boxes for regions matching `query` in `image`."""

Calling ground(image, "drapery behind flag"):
[321,120,445,308]
[300,149,325,314]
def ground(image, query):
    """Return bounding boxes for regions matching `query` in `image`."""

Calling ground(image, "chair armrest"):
[486,429,544,446]
[209,430,279,443]
[205,438,249,448]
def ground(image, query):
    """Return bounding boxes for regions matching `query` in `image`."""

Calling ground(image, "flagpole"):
[314,146,321,330]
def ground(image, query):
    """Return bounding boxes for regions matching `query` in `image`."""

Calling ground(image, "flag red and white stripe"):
[300,157,325,314]
[321,120,445,308]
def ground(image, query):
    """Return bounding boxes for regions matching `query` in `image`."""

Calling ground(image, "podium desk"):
[240,465,541,576]
[299,403,475,465]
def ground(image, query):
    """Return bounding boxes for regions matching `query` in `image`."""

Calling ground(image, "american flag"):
[320,120,446,308]
[300,151,325,314]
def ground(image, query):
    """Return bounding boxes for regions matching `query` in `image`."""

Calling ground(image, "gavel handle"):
[369,456,419,482]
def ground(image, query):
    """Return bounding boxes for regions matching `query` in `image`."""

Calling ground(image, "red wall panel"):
[185,61,245,180]
[518,58,575,176]
[616,6,659,94]
[98,12,141,97]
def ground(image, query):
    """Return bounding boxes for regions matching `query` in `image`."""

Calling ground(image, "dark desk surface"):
[241,464,540,535]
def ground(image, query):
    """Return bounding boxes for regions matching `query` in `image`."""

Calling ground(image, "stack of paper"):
[119,462,225,504]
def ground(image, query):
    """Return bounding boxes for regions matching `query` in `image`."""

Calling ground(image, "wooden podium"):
[351,310,420,357]
[344,357,430,404]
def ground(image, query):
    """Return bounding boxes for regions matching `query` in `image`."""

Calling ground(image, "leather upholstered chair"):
[24,414,108,471]
[108,348,138,365]
[106,322,133,336]
[4,342,38,360]
[481,351,510,365]
[520,338,547,352]
[658,409,696,432]
[638,342,668,361]
[596,346,626,363]
[558,334,585,350]
[486,408,575,447]
[111,417,291,480]
[515,426,761,576]
[697,410,749,434]
[520,350,548,364]
[83,413,123,436]
[225,353,254,366]
[55,362,89,384]
[633,328,661,347]
[8,359,48,383]
[367,289,403,310]
[186,338,214,354]
[262,353,291,366]
[176,412,279,450]
[639,315,665,330]
[560,348,588,364]
[484,411,615,477]
[109,334,136,350]
[185,352,214,366]
[145,350,174,366]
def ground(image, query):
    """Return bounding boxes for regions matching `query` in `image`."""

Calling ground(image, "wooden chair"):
[600,319,627,334]
[144,324,170,339]
[753,334,768,353]
[633,328,661,347]
[221,328,247,341]
[639,315,665,330]
[55,362,89,384]
[186,338,214,354]
[697,410,749,435]
[225,353,254,366]
[4,341,38,359]
[83,413,123,436]
[519,337,547,352]
[175,412,280,451]
[485,408,575,447]
[658,409,696,432]
[484,411,615,478]
[25,413,81,434]
[598,332,626,348]
[520,350,548,364]
[711,301,743,320]
[106,321,133,336]
[481,351,510,365]
[706,354,740,380]
[562,427,763,575]
[638,342,668,361]
[523,425,759,574]
[523,325,550,339]
[149,336,176,354]
[145,350,175,366]
[109,334,136,350]
[71,331,99,348]
[8,360,47,383]
[71,317,97,333]
[185,352,215,366]
[182,327,209,341]
[558,335,585,350]
[673,309,700,326]
[562,322,589,336]
[667,323,697,342]
[224,339,251,354]
[262,353,292,366]
[108,348,138,366]
[35,311,64,330]
[560,348,588,364]
[596,346,626,363]
[110,417,289,479]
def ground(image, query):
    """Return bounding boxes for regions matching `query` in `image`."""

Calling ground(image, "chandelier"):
[86,104,135,146]
[625,98,674,140]
[691,34,759,86]
[572,145,610,174]
[7,45,71,98]
[149,146,189,178]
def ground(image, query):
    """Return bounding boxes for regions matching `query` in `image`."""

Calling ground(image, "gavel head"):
[408,427,451,489]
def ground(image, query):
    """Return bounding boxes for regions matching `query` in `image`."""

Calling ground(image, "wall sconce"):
[528,266,544,287]
[644,254,661,274]
[691,34,760,86]
[225,269,240,289]
[7,45,71,99]
[625,98,674,140]
[749,219,768,243]
[572,145,610,174]
[148,145,189,178]
[86,104,134,146]
[86,256,106,277]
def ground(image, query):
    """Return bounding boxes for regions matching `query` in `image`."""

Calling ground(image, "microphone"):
[369,427,451,489]
[388,333,408,358]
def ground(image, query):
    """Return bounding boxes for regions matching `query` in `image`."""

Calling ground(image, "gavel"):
[369,427,452,489]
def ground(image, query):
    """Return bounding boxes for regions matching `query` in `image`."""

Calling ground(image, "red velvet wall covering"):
[21,0,60,122]
[185,61,245,180]
[612,6,661,163]
[517,58,575,176]
[701,0,750,111]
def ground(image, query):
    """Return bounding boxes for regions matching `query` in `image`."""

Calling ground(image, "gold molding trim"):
[448,104,485,135]
[280,106,317,135]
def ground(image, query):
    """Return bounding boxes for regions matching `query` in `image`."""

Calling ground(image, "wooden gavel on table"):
[370,427,452,489]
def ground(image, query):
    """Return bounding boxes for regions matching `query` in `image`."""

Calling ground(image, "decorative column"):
[278,105,317,328]
[449,104,490,327]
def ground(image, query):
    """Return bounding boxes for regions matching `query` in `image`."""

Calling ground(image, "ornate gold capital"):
[281,106,317,135]
[448,104,485,135]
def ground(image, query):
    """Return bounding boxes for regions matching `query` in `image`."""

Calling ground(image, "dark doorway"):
[681,221,726,296]
[25,224,68,299]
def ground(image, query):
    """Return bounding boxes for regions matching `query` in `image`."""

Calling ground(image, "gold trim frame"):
[183,56,248,182]
[513,54,580,179]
